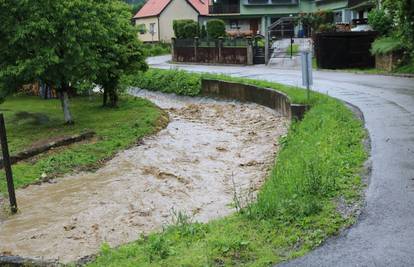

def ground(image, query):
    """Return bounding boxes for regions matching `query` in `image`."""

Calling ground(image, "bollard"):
[0,114,17,213]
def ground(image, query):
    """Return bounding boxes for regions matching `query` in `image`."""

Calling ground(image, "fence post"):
[218,37,223,64]
[246,37,253,65]
[171,38,176,62]
[194,37,198,63]
[0,114,17,214]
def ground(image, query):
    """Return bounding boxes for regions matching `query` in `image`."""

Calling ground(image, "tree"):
[0,0,103,124]
[368,9,393,36]
[376,0,414,59]
[0,0,147,122]
[94,0,148,107]
[207,19,226,39]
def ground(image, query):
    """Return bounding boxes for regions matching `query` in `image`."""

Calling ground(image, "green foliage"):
[368,9,394,36]
[0,0,147,121]
[286,44,300,55]
[394,58,414,74]
[89,69,367,267]
[297,10,335,33]
[130,69,202,96]
[0,95,164,194]
[130,2,145,15]
[131,68,316,104]
[207,19,226,39]
[317,23,336,33]
[371,36,405,55]
[173,19,196,39]
[183,21,199,38]
[253,98,366,219]
[200,24,207,38]
[381,0,414,58]
[93,0,148,107]
[141,43,171,57]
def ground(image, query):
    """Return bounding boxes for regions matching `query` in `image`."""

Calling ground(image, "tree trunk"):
[103,87,108,107]
[59,88,74,124]
[109,88,118,108]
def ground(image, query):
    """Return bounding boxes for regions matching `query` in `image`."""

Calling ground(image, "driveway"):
[149,55,414,266]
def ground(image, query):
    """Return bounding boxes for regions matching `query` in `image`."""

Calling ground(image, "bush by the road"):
[207,19,226,39]
[131,69,201,96]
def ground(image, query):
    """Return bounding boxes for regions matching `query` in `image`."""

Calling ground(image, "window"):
[137,24,146,35]
[149,23,156,35]
[230,20,239,29]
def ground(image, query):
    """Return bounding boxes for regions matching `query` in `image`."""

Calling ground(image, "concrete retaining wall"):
[201,79,308,120]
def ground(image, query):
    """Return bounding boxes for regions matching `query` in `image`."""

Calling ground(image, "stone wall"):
[375,53,403,72]
[201,79,308,120]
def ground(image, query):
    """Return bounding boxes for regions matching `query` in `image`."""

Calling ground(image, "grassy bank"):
[89,69,367,266]
[0,95,166,194]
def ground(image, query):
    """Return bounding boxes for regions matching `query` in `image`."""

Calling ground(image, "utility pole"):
[0,114,17,213]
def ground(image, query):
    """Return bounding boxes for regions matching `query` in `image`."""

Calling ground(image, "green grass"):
[89,69,367,266]
[130,69,316,104]
[0,95,166,194]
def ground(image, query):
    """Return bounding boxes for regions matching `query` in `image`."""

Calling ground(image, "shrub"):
[141,43,171,57]
[371,36,405,55]
[131,69,201,96]
[317,23,336,33]
[207,19,226,39]
[183,21,198,38]
[368,9,393,36]
[173,19,196,39]
[286,44,300,55]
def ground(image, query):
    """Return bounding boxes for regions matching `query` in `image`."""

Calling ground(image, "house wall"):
[239,0,348,15]
[159,0,199,42]
[135,16,159,42]
[240,0,315,16]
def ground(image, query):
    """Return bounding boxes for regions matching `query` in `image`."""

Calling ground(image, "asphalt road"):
[149,56,414,267]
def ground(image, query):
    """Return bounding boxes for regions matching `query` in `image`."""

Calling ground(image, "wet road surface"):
[150,55,414,266]
[0,89,288,263]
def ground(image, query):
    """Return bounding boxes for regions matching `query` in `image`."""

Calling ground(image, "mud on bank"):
[0,90,289,263]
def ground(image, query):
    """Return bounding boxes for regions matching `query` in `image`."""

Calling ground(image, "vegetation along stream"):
[0,89,289,263]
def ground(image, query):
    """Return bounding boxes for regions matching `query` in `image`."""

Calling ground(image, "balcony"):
[209,4,240,14]
[244,0,298,5]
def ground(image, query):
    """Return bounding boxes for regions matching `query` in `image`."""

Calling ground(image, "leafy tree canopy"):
[0,0,147,122]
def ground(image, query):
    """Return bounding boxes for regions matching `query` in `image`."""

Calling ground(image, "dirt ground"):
[0,90,289,263]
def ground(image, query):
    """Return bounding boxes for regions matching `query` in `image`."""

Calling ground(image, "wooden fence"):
[172,37,254,65]
[315,31,378,69]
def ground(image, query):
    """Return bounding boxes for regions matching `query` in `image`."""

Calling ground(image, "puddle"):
[0,89,289,263]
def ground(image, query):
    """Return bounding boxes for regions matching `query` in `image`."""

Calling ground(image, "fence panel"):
[315,31,378,69]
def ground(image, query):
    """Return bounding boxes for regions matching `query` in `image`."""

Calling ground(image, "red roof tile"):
[133,0,171,19]
[133,0,208,19]
[187,0,209,16]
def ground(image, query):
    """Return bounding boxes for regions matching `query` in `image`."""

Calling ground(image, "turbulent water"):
[0,89,289,263]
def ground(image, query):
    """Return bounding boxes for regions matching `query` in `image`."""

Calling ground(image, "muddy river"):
[0,89,289,263]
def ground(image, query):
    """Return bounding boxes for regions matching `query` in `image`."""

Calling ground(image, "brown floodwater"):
[0,89,289,263]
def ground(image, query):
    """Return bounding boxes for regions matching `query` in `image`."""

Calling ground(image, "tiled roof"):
[133,0,208,19]
[187,0,209,16]
[133,0,171,19]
